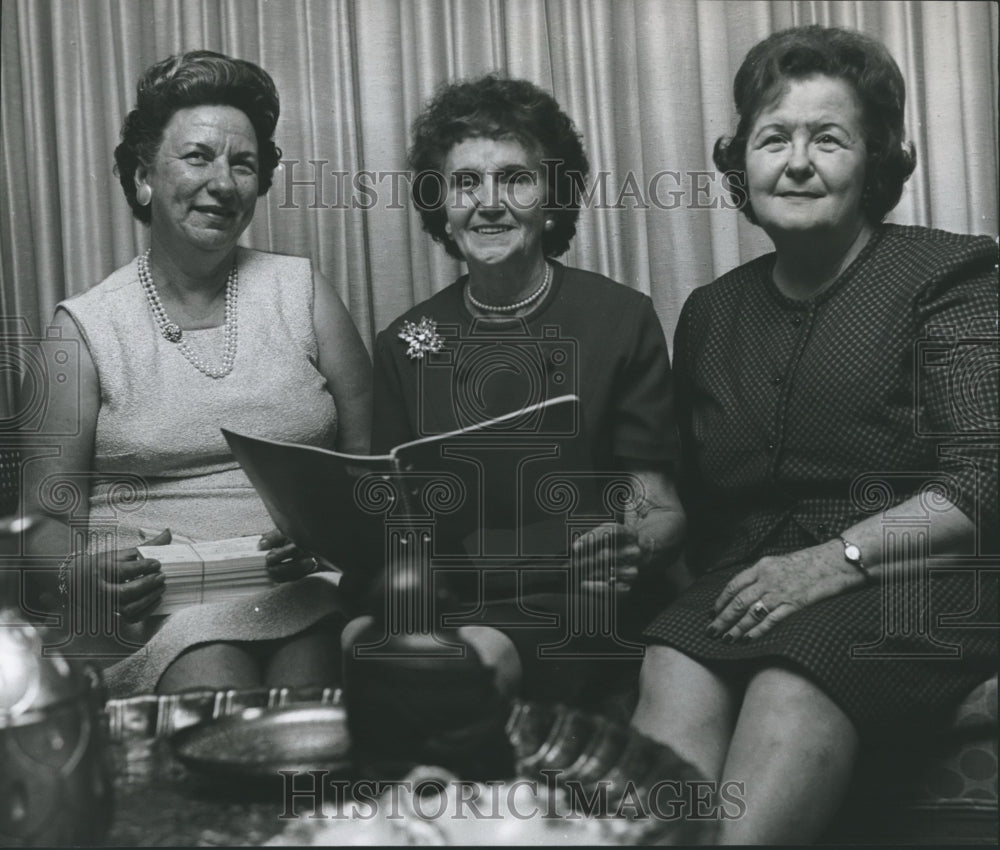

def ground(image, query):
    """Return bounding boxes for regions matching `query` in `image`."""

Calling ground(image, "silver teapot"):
[0,606,114,845]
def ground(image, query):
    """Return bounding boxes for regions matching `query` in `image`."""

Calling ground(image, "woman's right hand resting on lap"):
[73,527,170,623]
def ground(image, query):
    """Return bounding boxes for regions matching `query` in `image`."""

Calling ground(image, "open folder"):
[221,394,600,587]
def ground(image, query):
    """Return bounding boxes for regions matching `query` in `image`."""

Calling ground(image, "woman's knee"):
[636,645,727,706]
[458,625,522,699]
[631,646,741,775]
[157,641,260,693]
[741,666,858,742]
[264,615,344,687]
[638,644,678,685]
[341,615,375,656]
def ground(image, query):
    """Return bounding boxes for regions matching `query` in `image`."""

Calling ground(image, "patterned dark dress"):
[644,225,999,733]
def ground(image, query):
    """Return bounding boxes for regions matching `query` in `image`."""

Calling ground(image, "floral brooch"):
[398,317,445,360]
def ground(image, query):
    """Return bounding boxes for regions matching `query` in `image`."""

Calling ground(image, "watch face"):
[844,543,862,562]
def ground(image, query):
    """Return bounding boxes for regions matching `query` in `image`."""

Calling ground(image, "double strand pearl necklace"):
[466,262,552,314]
[137,248,239,379]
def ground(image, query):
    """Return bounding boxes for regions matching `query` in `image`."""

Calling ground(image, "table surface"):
[110,739,296,846]
[101,689,714,846]
[106,738,677,847]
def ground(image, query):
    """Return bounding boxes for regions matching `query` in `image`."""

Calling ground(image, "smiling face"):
[136,104,260,258]
[745,75,868,244]
[442,136,548,272]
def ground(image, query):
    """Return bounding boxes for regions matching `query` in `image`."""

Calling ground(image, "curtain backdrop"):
[2,0,997,413]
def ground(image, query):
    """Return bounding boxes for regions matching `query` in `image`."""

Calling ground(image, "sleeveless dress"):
[58,248,348,696]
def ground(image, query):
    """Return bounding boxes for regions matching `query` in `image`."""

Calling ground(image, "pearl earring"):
[544,218,555,231]
[136,184,152,206]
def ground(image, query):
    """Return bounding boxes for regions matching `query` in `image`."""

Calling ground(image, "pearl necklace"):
[137,249,239,379]
[466,262,552,314]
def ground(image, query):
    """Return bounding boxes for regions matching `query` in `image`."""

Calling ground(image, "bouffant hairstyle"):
[714,26,916,225]
[408,74,590,260]
[114,50,282,224]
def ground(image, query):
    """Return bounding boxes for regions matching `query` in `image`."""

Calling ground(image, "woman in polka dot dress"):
[633,25,998,844]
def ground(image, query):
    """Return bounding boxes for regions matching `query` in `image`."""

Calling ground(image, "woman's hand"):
[259,528,320,583]
[706,540,865,641]
[573,521,652,593]
[573,466,686,595]
[86,527,170,623]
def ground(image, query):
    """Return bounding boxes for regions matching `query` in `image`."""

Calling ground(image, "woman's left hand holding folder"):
[258,528,320,583]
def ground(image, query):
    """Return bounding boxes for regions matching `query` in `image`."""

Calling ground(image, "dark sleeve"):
[372,328,417,454]
[609,296,680,463]
[671,289,706,519]
[913,241,999,540]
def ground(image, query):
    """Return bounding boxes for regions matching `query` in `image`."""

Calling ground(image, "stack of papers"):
[138,536,273,614]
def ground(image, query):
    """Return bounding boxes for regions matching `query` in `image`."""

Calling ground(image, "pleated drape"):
[1,0,997,415]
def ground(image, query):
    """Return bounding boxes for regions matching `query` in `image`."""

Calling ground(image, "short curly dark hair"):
[408,74,590,260]
[714,25,916,225]
[114,50,282,224]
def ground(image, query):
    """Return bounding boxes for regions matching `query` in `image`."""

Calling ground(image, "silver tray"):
[107,687,716,843]
[170,703,351,781]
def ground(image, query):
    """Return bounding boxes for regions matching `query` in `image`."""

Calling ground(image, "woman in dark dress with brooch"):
[632,26,999,844]
[353,75,688,715]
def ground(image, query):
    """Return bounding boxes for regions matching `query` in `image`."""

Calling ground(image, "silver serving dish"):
[170,703,351,782]
[152,690,715,844]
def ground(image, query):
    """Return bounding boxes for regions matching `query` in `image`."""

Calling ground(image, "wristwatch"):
[839,536,873,584]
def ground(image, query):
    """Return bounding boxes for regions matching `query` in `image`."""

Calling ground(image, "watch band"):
[839,536,873,584]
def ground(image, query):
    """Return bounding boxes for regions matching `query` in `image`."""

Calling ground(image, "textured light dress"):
[58,248,348,696]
